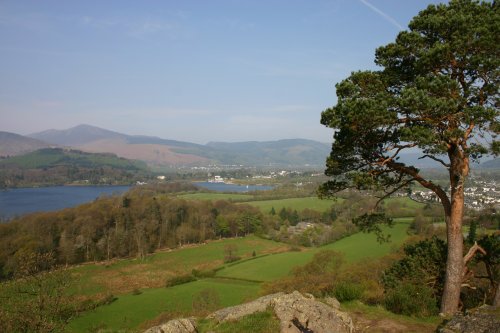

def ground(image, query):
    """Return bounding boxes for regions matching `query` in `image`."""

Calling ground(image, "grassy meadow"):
[217,219,411,282]
[68,278,261,333]
[68,218,414,331]
[245,196,338,213]
[70,235,287,296]
[179,192,254,201]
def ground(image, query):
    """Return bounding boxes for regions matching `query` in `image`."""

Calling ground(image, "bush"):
[333,281,363,302]
[384,283,438,317]
[223,255,241,264]
[165,274,196,287]
[191,269,216,278]
[383,236,446,299]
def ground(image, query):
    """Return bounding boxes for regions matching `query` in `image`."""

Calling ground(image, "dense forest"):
[0,148,150,188]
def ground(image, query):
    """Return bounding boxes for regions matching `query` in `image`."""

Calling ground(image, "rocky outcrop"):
[208,291,354,333]
[143,318,197,333]
[143,291,355,333]
[207,292,284,322]
[271,291,354,333]
[438,305,500,333]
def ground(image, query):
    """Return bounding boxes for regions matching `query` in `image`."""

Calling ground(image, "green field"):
[216,251,316,282]
[70,235,286,296]
[217,219,411,282]
[68,278,260,333]
[321,219,411,261]
[246,197,339,213]
[179,192,254,201]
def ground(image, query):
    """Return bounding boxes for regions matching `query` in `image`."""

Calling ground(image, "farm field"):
[70,235,287,296]
[178,193,425,218]
[217,219,411,282]
[179,192,254,201]
[68,278,261,333]
[245,197,338,213]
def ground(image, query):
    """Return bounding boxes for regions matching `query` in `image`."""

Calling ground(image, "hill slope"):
[0,148,147,170]
[28,125,330,167]
[0,148,148,187]
[29,124,125,146]
[0,131,52,157]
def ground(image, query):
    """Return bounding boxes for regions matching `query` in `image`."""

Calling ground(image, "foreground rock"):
[209,290,354,333]
[438,305,500,333]
[143,318,197,333]
[271,291,354,333]
[144,291,354,333]
[207,292,284,322]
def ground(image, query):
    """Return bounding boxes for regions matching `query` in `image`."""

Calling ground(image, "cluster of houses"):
[407,178,500,210]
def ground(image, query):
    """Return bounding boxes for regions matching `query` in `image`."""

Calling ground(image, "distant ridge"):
[0,131,52,157]
[26,124,331,167]
[29,124,125,146]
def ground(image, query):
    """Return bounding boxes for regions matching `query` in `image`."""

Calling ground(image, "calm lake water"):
[0,185,130,220]
[194,182,274,193]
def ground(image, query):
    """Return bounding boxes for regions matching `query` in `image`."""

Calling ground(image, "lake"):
[0,185,130,220]
[193,182,274,193]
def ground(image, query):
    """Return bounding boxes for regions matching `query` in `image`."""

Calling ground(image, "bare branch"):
[386,160,451,214]
[463,241,486,265]
[374,178,414,209]
[418,154,451,168]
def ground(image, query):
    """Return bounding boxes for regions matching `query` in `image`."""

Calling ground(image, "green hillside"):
[0,148,147,170]
[68,278,260,333]
[0,148,149,187]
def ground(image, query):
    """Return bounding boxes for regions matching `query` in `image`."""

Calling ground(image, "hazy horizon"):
[1,0,444,144]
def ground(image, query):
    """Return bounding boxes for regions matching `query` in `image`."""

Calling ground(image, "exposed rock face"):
[209,291,354,333]
[143,318,197,333]
[271,291,354,333]
[438,306,500,333]
[143,291,354,333]
[324,296,341,310]
[207,292,284,322]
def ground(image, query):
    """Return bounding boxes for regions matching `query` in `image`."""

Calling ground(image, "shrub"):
[384,282,438,317]
[333,281,363,302]
[99,293,117,306]
[165,274,196,288]
[191,268,216,278]
[382,236,446,299]
[223,255,241,264]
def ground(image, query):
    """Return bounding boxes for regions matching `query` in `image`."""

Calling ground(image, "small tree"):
[320,0,499,315]
[223,244,240,263]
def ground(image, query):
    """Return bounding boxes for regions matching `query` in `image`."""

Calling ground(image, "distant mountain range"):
[1,124,498,169]
[25,124,331,167]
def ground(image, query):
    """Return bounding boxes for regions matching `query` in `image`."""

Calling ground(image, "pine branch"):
[418,154,451,168]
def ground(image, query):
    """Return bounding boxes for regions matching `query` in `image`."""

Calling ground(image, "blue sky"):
[0,0,443,144]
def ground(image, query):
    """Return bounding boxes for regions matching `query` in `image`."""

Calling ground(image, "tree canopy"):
[320,0,499,315]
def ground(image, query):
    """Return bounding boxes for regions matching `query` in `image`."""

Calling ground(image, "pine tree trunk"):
[440,212,464,315]
[440,161,465,315]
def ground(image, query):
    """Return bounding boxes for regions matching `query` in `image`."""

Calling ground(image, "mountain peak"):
[29,124,126,146]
